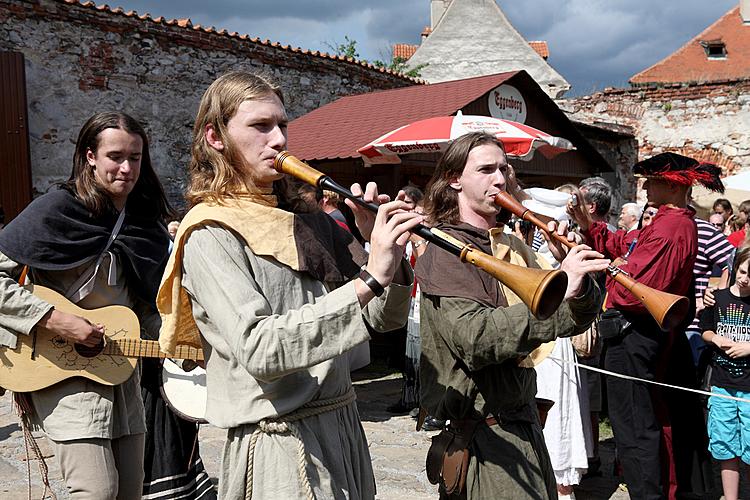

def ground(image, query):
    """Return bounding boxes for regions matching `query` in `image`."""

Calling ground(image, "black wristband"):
[359,267,385,297]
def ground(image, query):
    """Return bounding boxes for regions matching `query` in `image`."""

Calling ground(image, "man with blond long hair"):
[156,71,422,499]
[415,132,608,499]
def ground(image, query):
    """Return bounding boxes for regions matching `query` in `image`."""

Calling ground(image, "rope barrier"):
[547,356,750,404]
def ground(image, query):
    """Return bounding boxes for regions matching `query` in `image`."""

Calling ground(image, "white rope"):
[547,356,750,404]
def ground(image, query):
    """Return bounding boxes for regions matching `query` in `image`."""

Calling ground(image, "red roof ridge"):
[55,0,422,83]
[630,6,740,84]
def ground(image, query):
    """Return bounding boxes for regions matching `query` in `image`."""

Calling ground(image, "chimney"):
[430,0,452,29]
[742,0,750,24]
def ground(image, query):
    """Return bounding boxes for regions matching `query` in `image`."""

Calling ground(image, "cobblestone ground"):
[0,373,742,499]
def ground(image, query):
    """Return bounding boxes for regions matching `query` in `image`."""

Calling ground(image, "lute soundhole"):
[74,339,105,358]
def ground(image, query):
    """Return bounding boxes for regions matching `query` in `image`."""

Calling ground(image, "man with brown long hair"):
[415,132,608,499]
[157,71,422,499]
[0,112,172,498]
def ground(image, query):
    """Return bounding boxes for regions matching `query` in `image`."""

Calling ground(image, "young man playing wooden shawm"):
[415,132,609,499]
[157,71,423,499]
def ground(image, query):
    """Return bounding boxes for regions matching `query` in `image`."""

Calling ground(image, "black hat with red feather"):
[633,152,724,193]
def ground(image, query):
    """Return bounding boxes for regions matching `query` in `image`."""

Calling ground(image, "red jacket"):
[583,206,697,314]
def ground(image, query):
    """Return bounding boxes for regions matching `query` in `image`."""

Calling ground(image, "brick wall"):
[562,80,750,181]
[0,0,418,205]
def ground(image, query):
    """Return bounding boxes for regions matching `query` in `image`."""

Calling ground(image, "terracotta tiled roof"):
[631,7,750,85]
[421,26,433,37]
[393,44,418,60]
[528,41,549,59]
[58,0,420,82]
[288,72,518,161]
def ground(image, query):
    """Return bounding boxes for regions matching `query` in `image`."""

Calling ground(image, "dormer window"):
[700,39,727,59]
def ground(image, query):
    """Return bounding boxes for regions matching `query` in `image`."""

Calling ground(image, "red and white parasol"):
[357,112,575,164]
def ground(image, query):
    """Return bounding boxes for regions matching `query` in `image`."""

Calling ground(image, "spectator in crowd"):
[531,186,594,499]
[687,206,735,365]
[699,246,750,500]
[320,190,351,232]
[387,186,427,416]
[579,176,615,231]
[167,220,180,240]
[709,213,726,232]
[641,202,658,228]
[728,200,750,247]
[713,198,734,223]
[577,176,616,477]
[728,214,744,234]
[402,185,423,211]
[618,202,642,232]
[295,182,322,212]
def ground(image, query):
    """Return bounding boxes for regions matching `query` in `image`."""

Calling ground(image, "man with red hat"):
[568,152,722,500]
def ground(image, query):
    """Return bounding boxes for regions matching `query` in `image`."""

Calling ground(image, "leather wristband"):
[359,267,385,297]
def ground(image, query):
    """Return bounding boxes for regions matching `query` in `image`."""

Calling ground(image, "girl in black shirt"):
[700,246,750,500]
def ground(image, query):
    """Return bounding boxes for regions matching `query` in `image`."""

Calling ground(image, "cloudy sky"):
[114,0,737,96]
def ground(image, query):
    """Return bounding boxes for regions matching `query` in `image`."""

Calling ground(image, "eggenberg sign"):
[488,84,527,123]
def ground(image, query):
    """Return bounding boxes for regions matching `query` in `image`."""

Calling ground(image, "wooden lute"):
[0,284,203,392]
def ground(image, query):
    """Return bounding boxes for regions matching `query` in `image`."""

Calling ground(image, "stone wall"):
[572,121,639,215]
[561,79,750,183]
[0,0,418,205]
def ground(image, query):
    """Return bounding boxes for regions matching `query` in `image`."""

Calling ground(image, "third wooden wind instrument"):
[494,190,690,331]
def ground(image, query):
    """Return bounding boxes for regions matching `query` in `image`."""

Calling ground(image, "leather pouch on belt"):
[425,427,474,495]
[442,438,470,495]
[426,430,452,485]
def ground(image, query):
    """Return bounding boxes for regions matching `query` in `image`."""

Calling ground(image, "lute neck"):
[104,338,204,360]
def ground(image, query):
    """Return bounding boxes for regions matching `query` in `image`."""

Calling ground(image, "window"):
[700,40,727,60]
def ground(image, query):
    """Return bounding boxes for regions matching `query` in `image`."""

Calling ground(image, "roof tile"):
[528,41,549,59]
[393,44,418,60]
[631,7,750,84]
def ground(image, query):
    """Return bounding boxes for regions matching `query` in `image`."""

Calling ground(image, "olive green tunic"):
[416,225,602,499]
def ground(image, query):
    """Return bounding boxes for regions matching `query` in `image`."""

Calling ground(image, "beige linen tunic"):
[0,251,145,441]
[181,224,412,500]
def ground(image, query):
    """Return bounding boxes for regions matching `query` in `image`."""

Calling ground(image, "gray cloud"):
[111,0,739,94]
[502,0,738,94]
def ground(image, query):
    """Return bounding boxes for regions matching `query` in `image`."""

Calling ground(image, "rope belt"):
[245,387,357,500]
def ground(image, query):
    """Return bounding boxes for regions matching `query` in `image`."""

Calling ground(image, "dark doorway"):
[0,51,33,226]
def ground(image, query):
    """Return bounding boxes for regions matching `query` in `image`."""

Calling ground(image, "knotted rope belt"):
[245,387,357,500]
